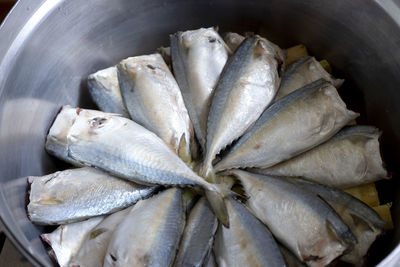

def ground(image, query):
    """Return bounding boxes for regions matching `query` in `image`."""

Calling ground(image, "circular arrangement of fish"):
[26,27,391,267]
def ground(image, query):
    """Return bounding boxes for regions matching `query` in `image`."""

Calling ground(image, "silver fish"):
[45,105,83,166]
[290,177,385,265]
[170,27,231,149]
[156,46,171,67]
[279,245,306,267]
[87,66,129,117]
[117,53,194,155]
[47,107,229,226]
[104,188,185,267]
[41,216,104,267]
[223,32,245,52]
[214,197,285,267]
[27,167,157,225]
[69,207,132,267]
[202,35,285,179]
[274,56,343,101]
[215,79,359,171]
[204,252,217,267]
[252,125,389,188]
[229,170,356,267]
[174,197,218,267]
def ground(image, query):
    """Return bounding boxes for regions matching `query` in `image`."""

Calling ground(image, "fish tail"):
[178,133,192,164]
[200,157,219,184]
[205,188,229,227]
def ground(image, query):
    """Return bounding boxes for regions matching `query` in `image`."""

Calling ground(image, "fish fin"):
[205,189,229,228]
[178,133,192,164]
[319,59,332,73]
[205,181,251,228]
[326,219,357,251]
[200,162,218,183]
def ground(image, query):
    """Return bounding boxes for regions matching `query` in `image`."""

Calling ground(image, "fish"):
[214,79,359,171]
[104,188,185,267]
[41,216,104,267]
[45,105,84,166]
[229,170,357,267]
[174,197,218,267]
[117,53,194,156]
[213,197,285,267]
[204,252,217,267]
[279,244,306,267]
[274,56,344,101]
[69,207,132,267]
[223,32,245,52]
[290,177,385,265]
[182,188,200,214]
[251,125,389,188]
[170,27,231,150]
[48,107,230,226]
[201,35,285,180]
[156,46,171,67]
[87,66,129,117]
[27,167,158,225]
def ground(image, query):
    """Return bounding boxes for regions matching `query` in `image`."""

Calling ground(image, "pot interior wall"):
[0,0,399,266]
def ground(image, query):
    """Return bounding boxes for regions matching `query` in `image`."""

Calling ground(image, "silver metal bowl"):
[1,0,399,266]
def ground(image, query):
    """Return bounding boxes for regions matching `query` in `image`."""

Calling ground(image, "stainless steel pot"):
[0,0,399,266]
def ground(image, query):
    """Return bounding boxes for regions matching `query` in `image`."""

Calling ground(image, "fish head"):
[253,35,285,76]
[67,109,122,143]
[180,27,231,54]
[46,105,79,146]
[119,54,169,83]
[88,66,119,93]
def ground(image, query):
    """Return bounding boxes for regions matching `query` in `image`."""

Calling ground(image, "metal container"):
[0,0,399,266]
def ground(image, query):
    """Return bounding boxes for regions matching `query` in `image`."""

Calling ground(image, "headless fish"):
[214,197,285,267]
[104,188,185,267]
[215,79,359,171]
[202,35,285,180]
[252,125,389,188]
[87,66,129,117]
[174,197,218,267]
[290,177,385,265]
[274,56,343,101]
[27,167,158,225]
[47,107,230,226]
[41,216,104,267]
[69,207,132,267]
[170,27,231,149]
[229,170,356,267]
[223,32,245,52]
[118,53,194,155]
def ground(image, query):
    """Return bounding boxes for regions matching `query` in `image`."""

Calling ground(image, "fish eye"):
[90,117,107,128]
[147,64,156,70]
[208,37,217,43]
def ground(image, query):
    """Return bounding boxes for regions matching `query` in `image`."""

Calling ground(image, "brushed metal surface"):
[1,0,400,266]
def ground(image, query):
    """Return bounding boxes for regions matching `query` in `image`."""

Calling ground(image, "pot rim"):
[1,0,399,266]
